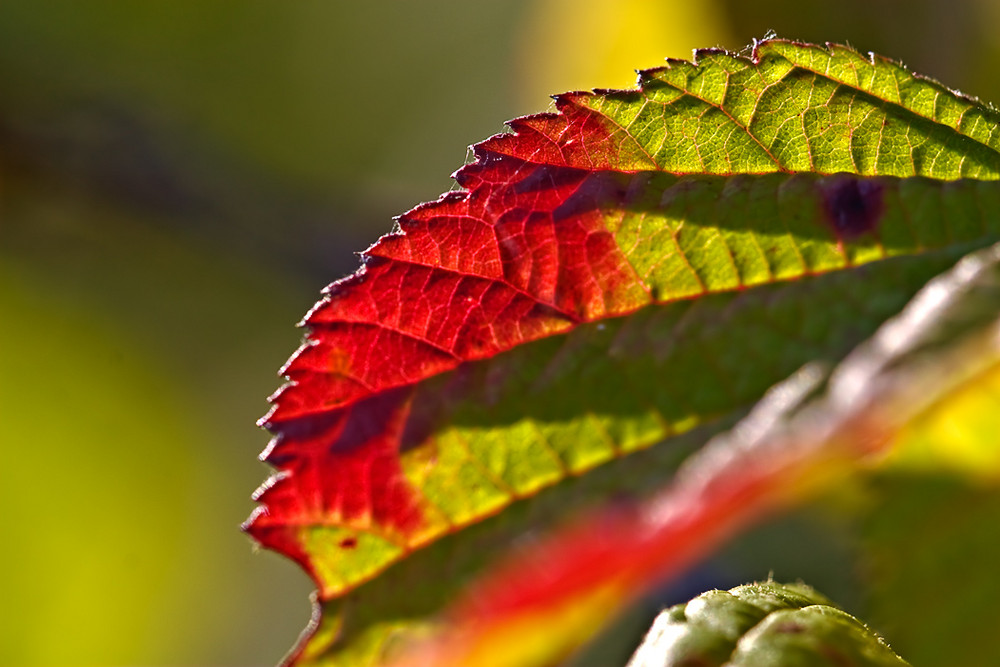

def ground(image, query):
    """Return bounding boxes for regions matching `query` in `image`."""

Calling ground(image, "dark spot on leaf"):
[339,537,358,549]
[820,174,884,238]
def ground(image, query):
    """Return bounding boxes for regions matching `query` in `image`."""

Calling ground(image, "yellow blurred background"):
[2,1,998,664]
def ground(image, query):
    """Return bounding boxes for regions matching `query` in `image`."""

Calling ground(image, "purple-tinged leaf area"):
[246,39,1000,665]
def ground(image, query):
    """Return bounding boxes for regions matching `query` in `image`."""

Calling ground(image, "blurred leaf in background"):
[1,0,998,665]
[517,0,732,101]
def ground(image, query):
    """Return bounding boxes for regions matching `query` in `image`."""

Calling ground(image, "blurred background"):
[2,1,999,665]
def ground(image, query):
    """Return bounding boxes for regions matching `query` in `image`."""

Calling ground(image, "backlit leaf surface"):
[396,241,1000,667]
[246,39,1000,664]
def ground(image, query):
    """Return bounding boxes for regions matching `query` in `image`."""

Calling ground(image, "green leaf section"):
[604,173,1000,298]
[582,40,1000,177]
[306,245,984,665]
[403,239,1000,667]
[628,581,907,666]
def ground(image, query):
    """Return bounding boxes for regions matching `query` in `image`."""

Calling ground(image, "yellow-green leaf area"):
[304,528,405,597]
[575,41,1000,179]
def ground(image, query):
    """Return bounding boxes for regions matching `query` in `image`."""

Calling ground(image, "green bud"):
[628,581,908,667]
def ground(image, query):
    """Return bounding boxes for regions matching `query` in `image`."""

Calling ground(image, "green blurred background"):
[2,1,999,665]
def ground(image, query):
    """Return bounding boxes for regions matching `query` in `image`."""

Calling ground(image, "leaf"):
[393,241,1000,667]
[245,39,1000,664]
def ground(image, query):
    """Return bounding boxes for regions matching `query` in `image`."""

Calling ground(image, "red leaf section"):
[246,93,655,584]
